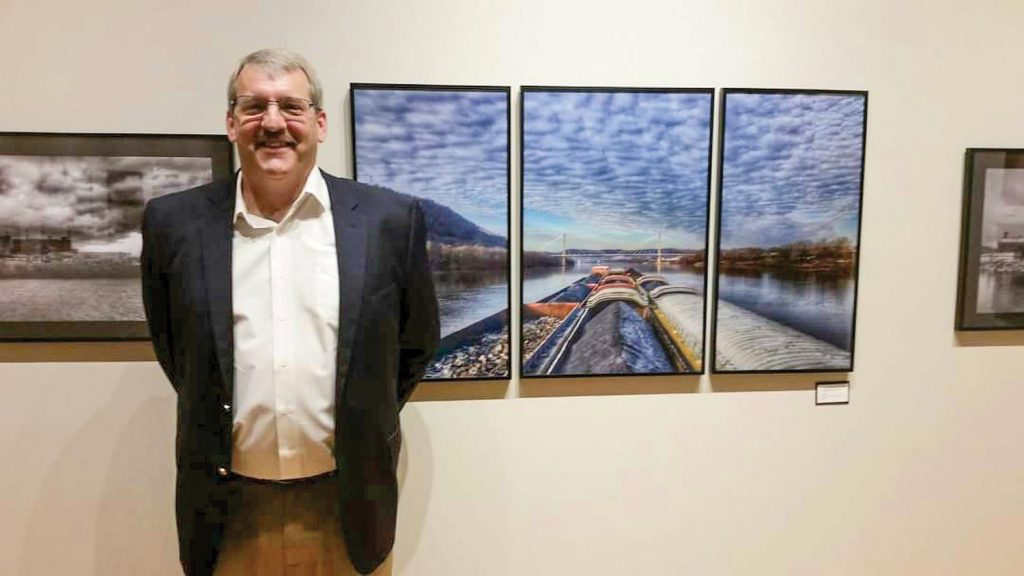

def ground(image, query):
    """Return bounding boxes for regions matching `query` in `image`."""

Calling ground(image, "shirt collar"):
[233,167,330,227]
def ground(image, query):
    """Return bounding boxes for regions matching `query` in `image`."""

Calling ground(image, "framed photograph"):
[520,87,714,378]
[712,89,868,373]
[351,84,511,380]
[956,149,1024,330]
[0,132,233,341]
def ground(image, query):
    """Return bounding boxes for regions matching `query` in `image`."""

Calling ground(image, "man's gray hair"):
[227,49,324,111]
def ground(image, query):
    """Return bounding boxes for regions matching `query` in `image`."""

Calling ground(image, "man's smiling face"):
[227,65,326,185]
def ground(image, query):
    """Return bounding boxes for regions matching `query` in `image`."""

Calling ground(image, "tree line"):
[718,238,856,273]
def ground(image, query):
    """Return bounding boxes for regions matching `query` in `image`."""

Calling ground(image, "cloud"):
[0,155,212,247]
[982,168,1024,247]
[521,90,713,250]
[353,89,509,236]
[718,92,867,248]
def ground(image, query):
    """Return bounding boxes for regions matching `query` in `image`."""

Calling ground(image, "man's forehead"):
[234,66,313,100]
[238,65,307,84]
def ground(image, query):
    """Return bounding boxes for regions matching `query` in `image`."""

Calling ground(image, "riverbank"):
[979,260,1024,273]
[523,251,575,268]
[718,239,857,274]
[428,242,507,271]
[0,255,139,279]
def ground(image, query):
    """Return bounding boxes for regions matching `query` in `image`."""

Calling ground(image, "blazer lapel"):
[328,175,367,398]
[200,178,236,397]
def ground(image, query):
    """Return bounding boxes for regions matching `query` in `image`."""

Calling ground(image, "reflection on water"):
[977,271,1024,314]
[435,270,507,291]
[716,270,854,350]
[434,270,508,337]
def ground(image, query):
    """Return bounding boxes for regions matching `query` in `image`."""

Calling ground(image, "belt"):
[232,469,336,486]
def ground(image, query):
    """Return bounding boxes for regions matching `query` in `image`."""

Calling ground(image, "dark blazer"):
[141,170,439,575]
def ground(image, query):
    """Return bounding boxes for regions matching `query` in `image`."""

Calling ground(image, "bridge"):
[534,233,692,264]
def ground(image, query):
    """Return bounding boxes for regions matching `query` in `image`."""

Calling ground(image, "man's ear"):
[226,111,237,143]
[316,109,327,143]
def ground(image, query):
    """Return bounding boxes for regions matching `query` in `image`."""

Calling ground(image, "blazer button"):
[217,467,229,478]
[222,403,231,413]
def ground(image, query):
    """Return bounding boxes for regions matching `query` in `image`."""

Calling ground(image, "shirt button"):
[216,467,229,478]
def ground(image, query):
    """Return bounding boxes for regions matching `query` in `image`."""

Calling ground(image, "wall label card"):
[816,381,850,405]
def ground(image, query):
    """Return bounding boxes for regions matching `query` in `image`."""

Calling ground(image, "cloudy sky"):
[0,156,212,254]
[982,168,1024,248]
[719,92,866,250]
[522,90,712,252]
[353,88,509,237]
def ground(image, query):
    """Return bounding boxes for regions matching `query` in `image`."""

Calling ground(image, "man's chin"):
[253,154,297,177]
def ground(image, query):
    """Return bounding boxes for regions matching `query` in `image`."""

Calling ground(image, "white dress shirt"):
[230,168,340,480]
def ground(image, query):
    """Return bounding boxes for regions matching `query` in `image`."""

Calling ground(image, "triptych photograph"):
[351,85,868,377]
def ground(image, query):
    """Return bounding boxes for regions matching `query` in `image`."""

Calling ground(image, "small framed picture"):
[0,132,233,341]
[956,148,1024,330]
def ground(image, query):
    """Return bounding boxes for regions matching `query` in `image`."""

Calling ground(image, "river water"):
[0,278,145,321]
[976,271,1024,313]
[443,259,854,352]
[433,270,509,337]
[715,269,855,351]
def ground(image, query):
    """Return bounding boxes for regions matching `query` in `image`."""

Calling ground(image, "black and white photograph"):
[0,133,233,340]
[956,148,1024,330]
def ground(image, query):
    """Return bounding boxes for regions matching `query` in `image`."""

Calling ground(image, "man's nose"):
[260,102,287,130]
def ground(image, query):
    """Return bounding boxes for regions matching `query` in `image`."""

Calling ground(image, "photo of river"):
[713,90,867,372]
[352,85,511,379]
[975,168,1024,314]
[0,138,228,340]
[520,88,714,377]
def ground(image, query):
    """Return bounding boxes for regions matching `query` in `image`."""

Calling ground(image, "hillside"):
[373,185,506,248]
[417,197,505,248]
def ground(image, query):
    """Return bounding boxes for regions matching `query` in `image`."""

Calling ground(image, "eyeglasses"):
[231,95,316,119]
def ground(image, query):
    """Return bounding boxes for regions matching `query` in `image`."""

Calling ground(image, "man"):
[142,49,439,575]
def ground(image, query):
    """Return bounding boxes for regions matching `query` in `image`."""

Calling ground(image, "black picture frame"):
[0,132,233,342]
[519,86,715,379]
[350,83,512,381]
[955,148,1024,330]
[711,89,869,374]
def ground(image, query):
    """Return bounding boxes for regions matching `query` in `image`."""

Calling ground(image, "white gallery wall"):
[1,0,1023,574]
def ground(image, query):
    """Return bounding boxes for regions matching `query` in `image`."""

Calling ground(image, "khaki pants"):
[214,473,393,576]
